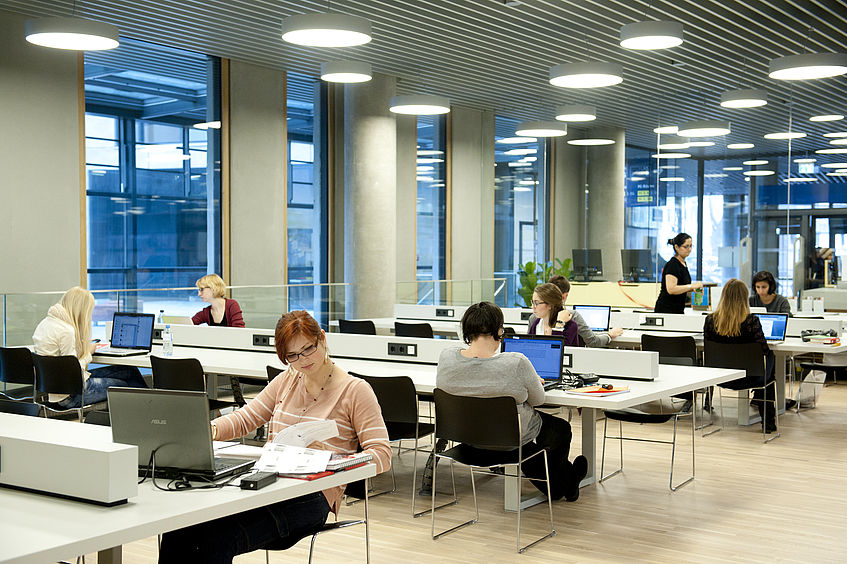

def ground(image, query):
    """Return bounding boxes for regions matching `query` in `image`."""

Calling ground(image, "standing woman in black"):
[654,232,703,314]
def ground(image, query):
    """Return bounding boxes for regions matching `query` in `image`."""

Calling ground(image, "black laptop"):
[108,388,255,479]
[501,334,566,390]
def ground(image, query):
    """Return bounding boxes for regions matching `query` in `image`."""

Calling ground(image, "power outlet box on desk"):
[253,334,275,347]
[153,328,163,340]
[387,342,417,357]
[435,308,455,318]
[521,311,532,321]
[642,317,664,327]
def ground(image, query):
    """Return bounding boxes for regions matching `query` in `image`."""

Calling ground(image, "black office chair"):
[703,340,779,443]
[351,373,436,516]
[600,354,696,492]
[0,346,36,401]
[0,398,41,416]
[430,389,555,554]
[32,354,103,422]
[149,356,238,415]
[338,319,377,335]
[394,321,434,339]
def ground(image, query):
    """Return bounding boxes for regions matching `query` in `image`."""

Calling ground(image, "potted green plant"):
[516,258,572,307]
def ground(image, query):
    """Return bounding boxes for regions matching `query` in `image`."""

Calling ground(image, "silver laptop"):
[754,313,789,343]
[98,312,155,356]
[108,388,255,479]
[573,305,612,332]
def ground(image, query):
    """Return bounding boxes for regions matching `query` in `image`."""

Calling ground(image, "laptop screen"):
[573,305,612,332]
[755,313,789,341]
[110,312,155,349]
[501,335,565,382]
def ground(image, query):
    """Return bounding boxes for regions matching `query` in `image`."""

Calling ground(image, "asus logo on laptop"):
[151,419,168,425]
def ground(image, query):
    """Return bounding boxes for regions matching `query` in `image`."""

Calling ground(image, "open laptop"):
[501,334,566,390]
[108,388,255,479]
[97,312,155,356]
[754,313,789,343]
[573,305,612,332]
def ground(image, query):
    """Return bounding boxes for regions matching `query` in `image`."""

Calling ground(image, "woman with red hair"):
[158,311,391,564]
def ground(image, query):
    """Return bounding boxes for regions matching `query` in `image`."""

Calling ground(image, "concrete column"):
[586,127,625,281]
[551,138,584,264]
[344,73,397,318]
[396,114,417,286]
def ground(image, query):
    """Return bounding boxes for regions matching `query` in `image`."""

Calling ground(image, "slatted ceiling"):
[3,1,846,156]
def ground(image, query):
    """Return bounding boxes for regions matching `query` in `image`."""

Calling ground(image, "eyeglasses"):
[679,244,692,249]
[285,341,320,363]
[531,300,547,307]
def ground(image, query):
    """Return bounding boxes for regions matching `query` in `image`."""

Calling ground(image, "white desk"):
[0,458,375,564]
[330,317,526,338]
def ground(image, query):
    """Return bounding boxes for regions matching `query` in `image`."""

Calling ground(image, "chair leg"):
[431,460,474,540]
[763,381,780,444]
[599,418,623,483]
[703,387,723,437]
[516,451,556,553]
[695,388,715,431]
[669,413,695,491]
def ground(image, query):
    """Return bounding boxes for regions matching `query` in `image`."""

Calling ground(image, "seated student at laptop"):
[191,274,245,327]
[158,310,391,564]
[547,275,624,347]
[704,279,776,433]
[526,283,578,346]
[32,287,147,408]
[433,302,587,502]
[750,270,791,315]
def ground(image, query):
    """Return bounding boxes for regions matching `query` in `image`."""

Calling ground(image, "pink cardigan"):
[192,298,245,327]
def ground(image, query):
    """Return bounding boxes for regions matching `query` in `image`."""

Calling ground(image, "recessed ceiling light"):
[743,160,769,165]
[281,13,372,47]
[320,60,372,83]
[619,21,683,50]
[727,143,755,149]
[794,158,817,163]
[651,153,691,159]
[193,121,221,130]
[810,114,844,122]
[633,170,649,175]
[820,162,847,169]
[829,138,847,145]
[653,125,678,134]
[549,62,623,88]
[817,148,847,154]
[25,16,120,50]
[416,157,444,164]
[678,120,731,137]
[659,177,685,182]
[720,88,768,108]
[826,171,847,176]
[504,148,537,155]
[784,177,817,182]
[768,53,847,80]
[743,170,775,176]
[515,121,567,137]
[687,141,716,147]
[567,138,616,145]
[764,131,807,139]
[497,137,537,144]
[704,173,729,178]
[508,161,532,167]
[823,132,847,138]
[417,150,444,156]
[389,95,450,115]
[521,156,537,162]
[659,165,679,169]
[554,104,596,122]
[723,166,743,171]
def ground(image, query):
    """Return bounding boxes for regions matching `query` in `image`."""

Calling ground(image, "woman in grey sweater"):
[435,302,587,501]
[749,271,791,314]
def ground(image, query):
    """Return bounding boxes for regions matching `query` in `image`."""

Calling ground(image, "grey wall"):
[228,60,286,286]
[396,114,417,284]
[552,138,584,264]
[0,10,82,293]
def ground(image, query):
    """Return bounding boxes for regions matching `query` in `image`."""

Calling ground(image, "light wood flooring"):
[73,383,847,563]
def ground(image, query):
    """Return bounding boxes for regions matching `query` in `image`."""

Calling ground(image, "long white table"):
[0,421,376,564]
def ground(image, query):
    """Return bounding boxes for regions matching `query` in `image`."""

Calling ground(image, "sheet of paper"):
[213,442,265,459]
[255,444,332,474]
[272,419,338,448]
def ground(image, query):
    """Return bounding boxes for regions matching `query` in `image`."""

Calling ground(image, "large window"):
[416,115,447,283]
[84,39,221,292]
[494,116,549,306]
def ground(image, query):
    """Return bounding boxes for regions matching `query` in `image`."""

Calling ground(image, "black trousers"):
[520,410,577,500]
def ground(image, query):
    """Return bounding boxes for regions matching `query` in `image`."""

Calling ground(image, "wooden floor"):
[78,383,847,563]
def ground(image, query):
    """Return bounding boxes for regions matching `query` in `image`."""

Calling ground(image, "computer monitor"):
[572,249,603,282]
[500,334,565,382]
[620,249,654,282]
[573,305,611,332]
[754,313,789,341]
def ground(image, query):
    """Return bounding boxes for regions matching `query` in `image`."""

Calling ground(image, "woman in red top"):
[191,274,245,327]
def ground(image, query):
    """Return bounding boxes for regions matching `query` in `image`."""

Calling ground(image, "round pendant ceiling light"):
[784,177,817,182]
[743,160,769,165]
[653,125,678,134]
[320,60,372,83]
[549,62,623,88]
[567,138,615,146]
[25,17,119,50]
[282,13,372,47]
[554,104,596,122]
[743,170,775,176]
[794,158,817,163]
[768,53,847,80]
[678,120,731,137]
[515,121,568,137]
[817,148,847,154]
[820,162,847,169]
[723,166,743,171]
[389,95,450,115]
[619,20,683,50]
[657,135,690,150]
[822,132,847,138]
[764,131,807,139]
[651,152,691,159]
[830,138,847,145]
[497,137,538,144]
[720,88,767,108]
[727,143,755,149]
[659,177,686,182]
[810,114,844,122]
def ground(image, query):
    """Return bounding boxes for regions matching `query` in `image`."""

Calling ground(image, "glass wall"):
[84,38,221,304]
[494,115,549,306]
[416,114,448,286]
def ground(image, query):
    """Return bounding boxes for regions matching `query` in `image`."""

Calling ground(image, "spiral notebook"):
[326,452,373,471]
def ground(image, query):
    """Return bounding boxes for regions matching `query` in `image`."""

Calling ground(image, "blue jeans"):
[58,365,147,408]
[158,492,331,564]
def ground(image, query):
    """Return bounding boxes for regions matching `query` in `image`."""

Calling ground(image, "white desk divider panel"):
[565,347,659,381]
[105,323,276,353]
[393,304,469,322]
[610,311,706,333]
[326,333,453,365]
[502,307,535,324]
[785,317,843,338]
[0,413,137,506]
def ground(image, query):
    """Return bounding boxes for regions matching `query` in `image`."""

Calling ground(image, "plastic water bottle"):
[157,309,165,323]
[162,325,174,356]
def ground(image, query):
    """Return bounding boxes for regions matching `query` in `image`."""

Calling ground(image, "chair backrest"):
[266,365,284,379]
[150,356,206,391]
[32,354,84,396]
[703,340,765,379]
[338,319,377,335]
[433,388,520,450]
[641,334,698,364]
[352,373,418,424]
[394,321,434,339]
[0,347,35,386]
[503,326,516,336]
[0,398,40,416]
[84,410,112,426]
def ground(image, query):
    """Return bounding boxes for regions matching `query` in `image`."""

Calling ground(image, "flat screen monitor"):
[573,305,611,332]
[620,249,654,282]
[754,313,789,341]
[572,249,603,281]
[500,334,565,382]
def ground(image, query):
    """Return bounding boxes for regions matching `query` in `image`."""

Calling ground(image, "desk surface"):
[614,330,847,354]
[0,462,375,564]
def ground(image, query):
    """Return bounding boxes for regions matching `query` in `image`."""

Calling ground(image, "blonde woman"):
[192,274,245,327]
[704,278,776,433]
[32,286,147,408]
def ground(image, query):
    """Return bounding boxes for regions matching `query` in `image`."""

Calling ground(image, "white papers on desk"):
[213,442,264,459]
[255,444,332,474]
[273,419,338,448]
